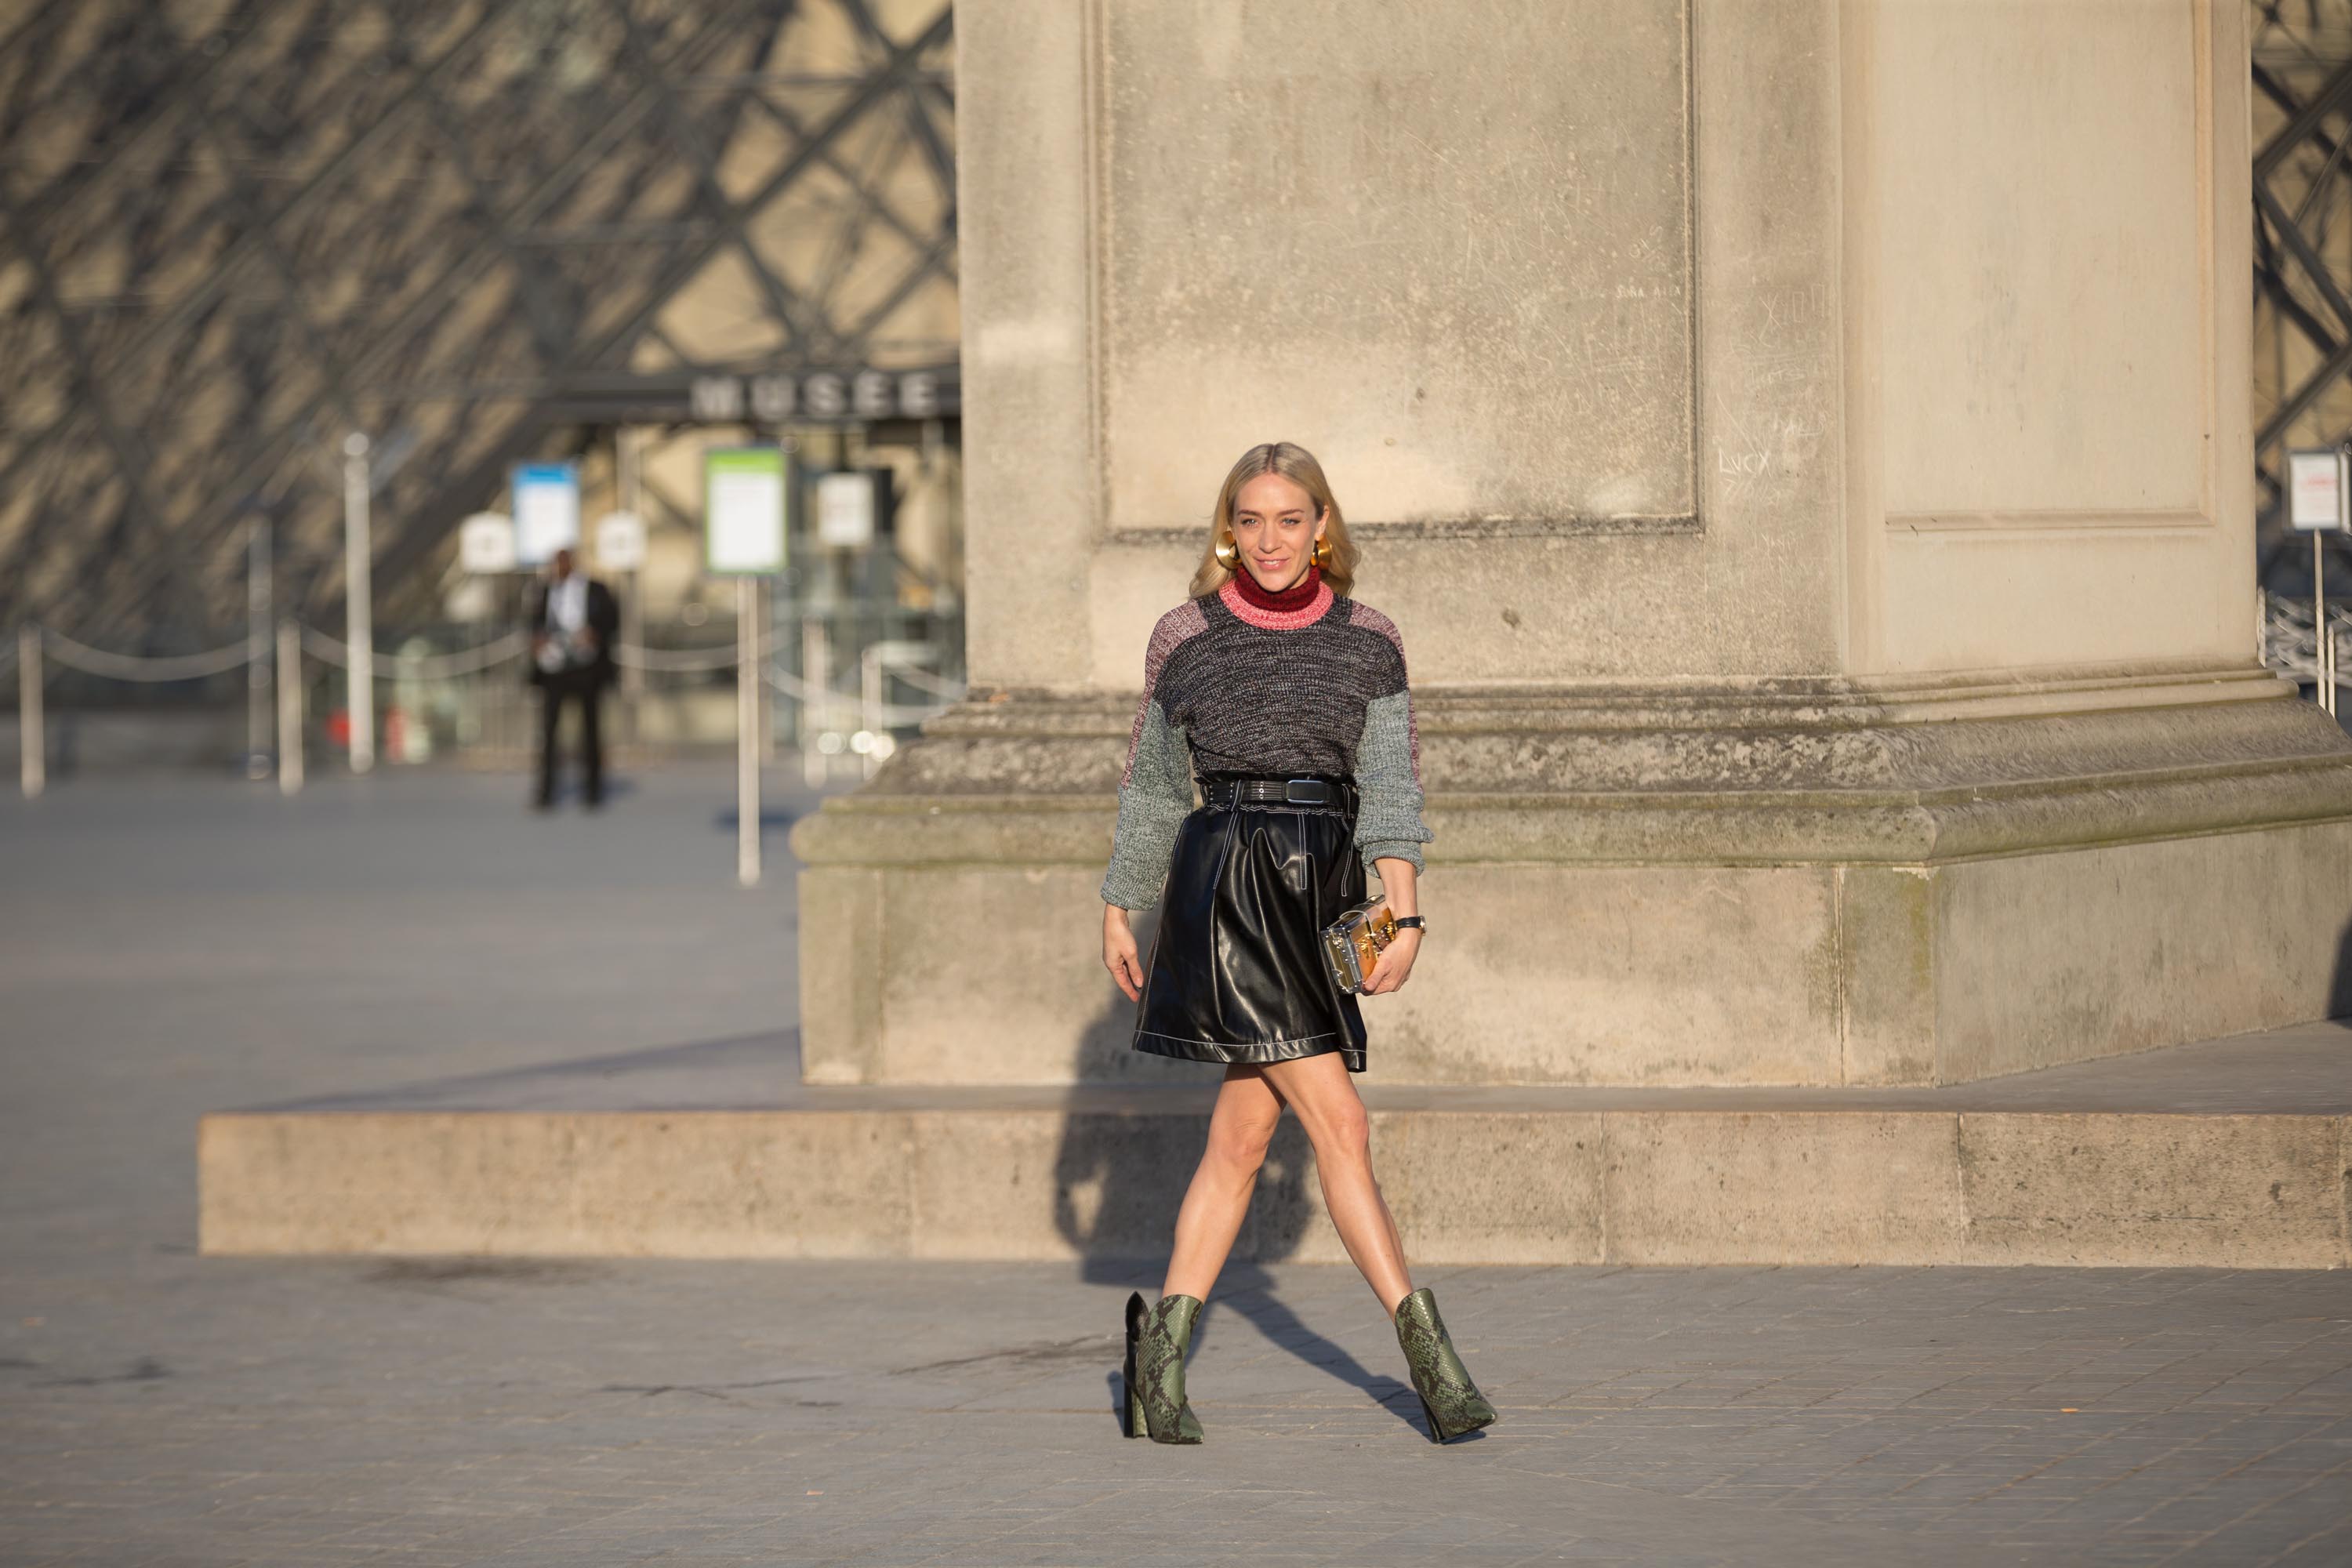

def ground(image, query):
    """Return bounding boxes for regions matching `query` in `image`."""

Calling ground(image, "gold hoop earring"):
[1311,536,1333,569]
[1214,532,1240,570]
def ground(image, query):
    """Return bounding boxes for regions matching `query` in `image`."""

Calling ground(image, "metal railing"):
[2260,592,2352,705]
[11,620,966,807]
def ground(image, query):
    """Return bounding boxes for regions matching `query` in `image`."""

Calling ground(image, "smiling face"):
[1230,472,1326,593]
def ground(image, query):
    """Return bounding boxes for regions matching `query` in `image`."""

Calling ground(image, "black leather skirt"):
[1132,776,1369,1073]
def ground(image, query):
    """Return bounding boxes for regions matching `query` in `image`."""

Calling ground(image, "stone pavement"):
[5,1254,2351,1566]
[5,769,2352,1565]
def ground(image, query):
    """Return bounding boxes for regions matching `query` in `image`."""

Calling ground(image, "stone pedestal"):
[794,0,2352,1088]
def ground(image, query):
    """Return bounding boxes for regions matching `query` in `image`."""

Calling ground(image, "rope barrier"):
[40,630,255,682]
[297,625,349,666]
[19,619,962,723]
[885,662,967,700]
[300,626,368,669]
[612,621,807,672]
[394,631,530,678]
[24,617,961,726]
[760,660,961,726]
[612,641,746,672]
[296,626,531,678]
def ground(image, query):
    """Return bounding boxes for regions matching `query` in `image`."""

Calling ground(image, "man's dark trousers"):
[536,667,604,806]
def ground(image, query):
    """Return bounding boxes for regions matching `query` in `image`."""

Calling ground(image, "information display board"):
[458,511,517,574]
[704,448,788,575]
[512,462,581,567]
[815,470,883,549]
[595,510,647,571]
[2288,448,2348,532]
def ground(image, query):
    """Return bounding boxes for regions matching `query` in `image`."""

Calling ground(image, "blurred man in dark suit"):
[527,546,620,809]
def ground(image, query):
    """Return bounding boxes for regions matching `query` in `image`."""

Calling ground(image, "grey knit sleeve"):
[1354,689,1431,873]
[1100,603,1207,910]
[1344,602,1432,875]
[1100,698,1192,909]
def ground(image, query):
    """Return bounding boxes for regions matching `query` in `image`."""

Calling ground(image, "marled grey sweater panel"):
[1099,700,1191,910]
[1155,593,1406,778]
[1102,590,1431,909]
[1352,688,1432,871]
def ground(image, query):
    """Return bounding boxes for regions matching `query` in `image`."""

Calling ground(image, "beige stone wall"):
[1846,0,2254,674]
[1096,0,1696,533]
[960,0,1853,689]
[956,4,1099,692]
[961,0,2256,694]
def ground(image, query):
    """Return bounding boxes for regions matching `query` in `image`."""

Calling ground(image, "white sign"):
[817,470,880,549]
[705,448,787,575]
[2289,448,2347,532]
[594,510,647,572]
[512,462,582,566]
[457,511,517,574]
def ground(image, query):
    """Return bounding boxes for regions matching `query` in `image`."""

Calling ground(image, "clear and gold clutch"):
[1320,897,1399,995]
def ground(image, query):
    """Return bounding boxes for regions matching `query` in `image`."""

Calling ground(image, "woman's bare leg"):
[1258,1053,1414,1313]
[1159,1065,1283,1301]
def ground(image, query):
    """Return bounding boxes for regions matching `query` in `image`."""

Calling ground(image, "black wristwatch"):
[1392,915,1426,932]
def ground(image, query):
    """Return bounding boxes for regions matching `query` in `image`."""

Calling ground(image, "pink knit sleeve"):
[1120,598,1208,786]
[1346,601,1420,783]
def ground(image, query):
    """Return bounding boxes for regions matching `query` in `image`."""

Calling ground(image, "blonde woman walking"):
[1100,441,1496,1446]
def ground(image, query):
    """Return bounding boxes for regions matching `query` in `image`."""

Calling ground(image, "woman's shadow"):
[1049,909,1417,1435]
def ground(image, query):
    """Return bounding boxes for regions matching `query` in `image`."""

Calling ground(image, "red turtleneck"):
[1229,562,1322,614]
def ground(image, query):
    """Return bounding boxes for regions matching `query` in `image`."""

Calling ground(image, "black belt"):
[1200,775,1358,811]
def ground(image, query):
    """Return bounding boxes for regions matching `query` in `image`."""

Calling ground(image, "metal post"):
[2319,532,2333,718]
[18,625,42,799]
[736,575,760,887]
[802,619,830,790]
[861,643,883,782]
[2314,611,2333,719]
[757,577,776,762]
[343,432,375,772]
[618,428,645,702]
[246,518,273,779]
[276,617,303,795]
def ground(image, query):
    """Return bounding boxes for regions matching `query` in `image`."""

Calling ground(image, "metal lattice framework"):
[0,0,955,648]
[2254,0,2352,581]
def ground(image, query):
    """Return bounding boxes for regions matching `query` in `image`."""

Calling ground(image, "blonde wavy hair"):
[1189,441,1358,599]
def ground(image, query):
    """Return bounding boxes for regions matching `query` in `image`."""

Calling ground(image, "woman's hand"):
[1104,904,1145,1000]
[1362,927,1420,995]
[1364,855,1421,996]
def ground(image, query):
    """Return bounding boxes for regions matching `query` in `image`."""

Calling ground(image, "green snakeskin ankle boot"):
[1122,1290,1205,1444]
[1392,1287,1497,1443]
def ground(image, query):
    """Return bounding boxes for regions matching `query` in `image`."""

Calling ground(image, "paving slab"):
[5,1253,2352,1566]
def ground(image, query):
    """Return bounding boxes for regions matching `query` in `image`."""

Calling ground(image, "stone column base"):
[790,663,2352,1087]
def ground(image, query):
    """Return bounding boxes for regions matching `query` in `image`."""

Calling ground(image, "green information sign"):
[703,447,788,575]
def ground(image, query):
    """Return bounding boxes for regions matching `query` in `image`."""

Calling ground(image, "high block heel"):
[1393,1287,1497,1443]
[1121,1291,1147,1438]
[1128,1291,1205,1444]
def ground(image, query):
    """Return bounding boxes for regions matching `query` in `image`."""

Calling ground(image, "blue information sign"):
[512,462,582,568]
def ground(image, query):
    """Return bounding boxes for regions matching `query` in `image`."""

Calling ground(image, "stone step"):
[198,1024,2352,1269]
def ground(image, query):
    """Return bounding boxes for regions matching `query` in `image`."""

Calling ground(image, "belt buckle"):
[1283,777,1330,805]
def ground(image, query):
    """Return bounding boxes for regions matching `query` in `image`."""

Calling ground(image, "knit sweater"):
[1099,573,1433,910]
